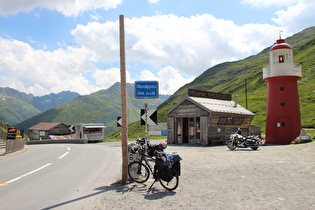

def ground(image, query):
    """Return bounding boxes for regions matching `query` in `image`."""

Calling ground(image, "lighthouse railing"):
[263,64,302,79]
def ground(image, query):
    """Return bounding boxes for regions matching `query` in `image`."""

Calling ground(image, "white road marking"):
[1,146,72,186]
[5,163,52,184]
[58,152,69,159]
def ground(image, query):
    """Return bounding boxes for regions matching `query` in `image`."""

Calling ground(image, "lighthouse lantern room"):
[263,38,302,144]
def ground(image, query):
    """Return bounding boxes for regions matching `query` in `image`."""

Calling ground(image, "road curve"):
[0,143,121,210]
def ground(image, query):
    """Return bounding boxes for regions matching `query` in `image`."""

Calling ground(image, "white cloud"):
[272,0,315,33]
[0,38,100,96]
[241,0,315,33]
[139,67,193,95]
[2,5,314,97]
[92,68,132,87]
[0,0,122,17]
[241,0,299,8]
[72,14,278,79]
[147,0,159,4]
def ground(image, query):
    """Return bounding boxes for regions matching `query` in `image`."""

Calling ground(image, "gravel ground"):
[89,140,315,210]
[2,140,315,209]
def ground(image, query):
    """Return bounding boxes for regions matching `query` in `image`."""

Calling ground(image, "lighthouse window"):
[280,87,285,92]
[279,55,284,63]
[280,103,285,108]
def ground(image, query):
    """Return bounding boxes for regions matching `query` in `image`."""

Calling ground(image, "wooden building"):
[28,122,71,140]
[166,89,255,146]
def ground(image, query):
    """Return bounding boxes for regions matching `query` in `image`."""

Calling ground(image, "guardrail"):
[26,139,89,144]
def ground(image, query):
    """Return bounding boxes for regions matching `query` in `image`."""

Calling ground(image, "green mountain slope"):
[0,87,79,124]
[15,82,165,134]
[157,27,315,131]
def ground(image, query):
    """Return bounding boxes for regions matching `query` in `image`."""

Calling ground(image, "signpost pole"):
[144,102,149,141]
[119,15,128,185]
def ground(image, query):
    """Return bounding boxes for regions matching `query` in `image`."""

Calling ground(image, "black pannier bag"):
[173,161,181,176]
[160,166,174,182]
[155,152,182,182]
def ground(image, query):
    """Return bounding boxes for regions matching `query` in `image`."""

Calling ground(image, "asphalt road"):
[1,141,314,209]
[0,143,120,210]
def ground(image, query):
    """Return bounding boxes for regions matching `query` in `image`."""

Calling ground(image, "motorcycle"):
[227,129,262,150]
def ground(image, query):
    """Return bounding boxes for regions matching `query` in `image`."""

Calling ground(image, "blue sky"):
[0,0,314,96]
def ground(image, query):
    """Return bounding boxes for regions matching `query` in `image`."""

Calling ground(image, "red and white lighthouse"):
[263,38,302,144]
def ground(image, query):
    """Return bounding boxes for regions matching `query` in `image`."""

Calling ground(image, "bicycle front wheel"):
[158,167,179,191]
[128,161,150,183]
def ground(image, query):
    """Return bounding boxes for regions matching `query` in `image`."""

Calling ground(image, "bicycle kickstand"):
[148,178,157,190]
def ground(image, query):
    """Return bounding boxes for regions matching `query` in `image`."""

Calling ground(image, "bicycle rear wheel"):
[158,167,179,191]
[128,161,150,183]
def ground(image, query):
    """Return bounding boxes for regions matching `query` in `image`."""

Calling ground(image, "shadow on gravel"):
[111,181,176,200]
[42,181,175,209]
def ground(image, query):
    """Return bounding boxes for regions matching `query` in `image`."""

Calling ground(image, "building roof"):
[271,39,292,51]
[167,96,255,116]
[29,122,68,131]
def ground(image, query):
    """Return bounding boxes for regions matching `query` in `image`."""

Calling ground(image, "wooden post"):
[119,15,128,184]
[245,79,248,109]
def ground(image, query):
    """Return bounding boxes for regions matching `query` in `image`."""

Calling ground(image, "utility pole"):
[245,79,248,109]
[119,15,128,184]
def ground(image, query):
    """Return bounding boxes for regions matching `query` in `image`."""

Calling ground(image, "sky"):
[0,0,314,96]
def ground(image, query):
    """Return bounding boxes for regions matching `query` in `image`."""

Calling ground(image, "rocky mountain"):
[15,82,166,134]
[0,87,79,124]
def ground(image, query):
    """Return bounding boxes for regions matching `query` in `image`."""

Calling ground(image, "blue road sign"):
[134,81,159,99]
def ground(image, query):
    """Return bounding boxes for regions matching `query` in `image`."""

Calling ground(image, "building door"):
[183,118,189,143]
[276,117,291,144]
[196,117,201,144]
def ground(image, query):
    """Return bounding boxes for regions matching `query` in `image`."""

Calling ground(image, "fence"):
[0,139,5,155]
[5,139,25,154]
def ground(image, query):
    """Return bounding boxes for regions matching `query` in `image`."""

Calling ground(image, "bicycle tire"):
[128,161,150,183]
[158,167,179,191]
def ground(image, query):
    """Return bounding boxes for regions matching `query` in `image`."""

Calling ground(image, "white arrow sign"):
[141,109,157,126]
[69,125,75,133]
[117,117,122,127]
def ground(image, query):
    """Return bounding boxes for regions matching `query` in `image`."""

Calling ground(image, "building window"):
[196,117,200,139]
[281,122,286,127]
[189,118,195,139]
[280,87,285,92]
[280,103,285,108]
[279,55,284,63]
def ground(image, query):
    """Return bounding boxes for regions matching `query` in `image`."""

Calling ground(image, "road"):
[0,143,121,210]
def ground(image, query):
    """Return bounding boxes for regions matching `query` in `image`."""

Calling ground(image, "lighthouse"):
[263,37,302,144]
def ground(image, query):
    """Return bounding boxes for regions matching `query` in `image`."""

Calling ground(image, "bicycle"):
[128,139,181,191]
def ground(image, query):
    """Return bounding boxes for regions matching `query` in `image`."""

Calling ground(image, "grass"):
[305,129,315,140]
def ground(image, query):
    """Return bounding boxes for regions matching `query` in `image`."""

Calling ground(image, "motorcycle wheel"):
[250,146,258,150]
[227,141,236,150]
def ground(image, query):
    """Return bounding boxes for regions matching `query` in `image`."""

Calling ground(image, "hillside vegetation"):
[156,27,315,132]
[106,27,315,139]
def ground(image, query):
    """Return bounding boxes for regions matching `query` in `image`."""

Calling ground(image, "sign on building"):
[188,89,231,101]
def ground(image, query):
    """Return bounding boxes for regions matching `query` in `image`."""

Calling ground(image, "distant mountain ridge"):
[15,82,167,134]
[0,87,80,124]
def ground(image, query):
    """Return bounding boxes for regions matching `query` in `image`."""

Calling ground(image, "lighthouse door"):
[276,117,291,143]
